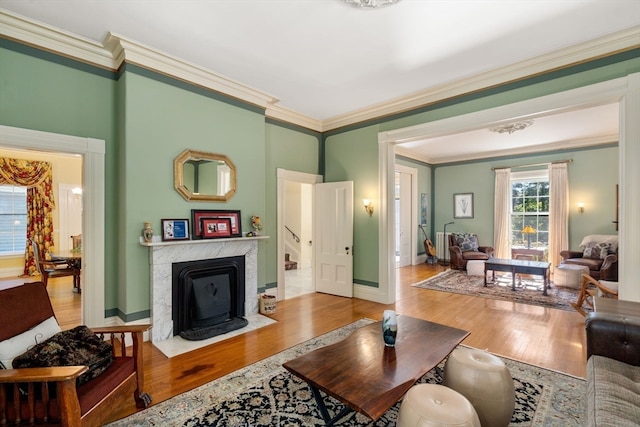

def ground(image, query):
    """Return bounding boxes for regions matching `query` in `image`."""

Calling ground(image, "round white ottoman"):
[554,264,590,289]
[466,260,485,277]
[397,384,481,427]
[443,347,515,427]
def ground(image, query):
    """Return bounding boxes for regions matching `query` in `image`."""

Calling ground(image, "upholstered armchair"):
[448,233,494,270]
[0,282,151,426]
[560,235,618,281]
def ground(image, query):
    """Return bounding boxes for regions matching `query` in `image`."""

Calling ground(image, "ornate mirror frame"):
[174,149,237,202]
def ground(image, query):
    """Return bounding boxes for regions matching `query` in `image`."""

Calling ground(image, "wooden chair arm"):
[90,324,151,334]
[0,366,87,383]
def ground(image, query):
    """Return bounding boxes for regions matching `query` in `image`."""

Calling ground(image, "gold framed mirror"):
[174,149,237,202]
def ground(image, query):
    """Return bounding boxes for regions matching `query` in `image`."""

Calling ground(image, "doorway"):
[276,168,322,301]
[1,125,105,327]
[395,164,418,268]
[378,75,639,305]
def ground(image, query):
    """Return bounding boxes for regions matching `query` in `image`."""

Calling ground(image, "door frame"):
[378,74,640,304]
[395,164,418,267]
[1,125,106,327]
[276,168,322,301]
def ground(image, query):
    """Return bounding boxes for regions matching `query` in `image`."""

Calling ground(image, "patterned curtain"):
[0,157,56,276]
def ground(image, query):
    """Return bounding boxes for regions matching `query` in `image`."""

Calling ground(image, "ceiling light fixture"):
[489,120,535,134]
[342,0,400,8]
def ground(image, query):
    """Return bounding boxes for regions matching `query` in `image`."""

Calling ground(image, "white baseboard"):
[0,267,25,278]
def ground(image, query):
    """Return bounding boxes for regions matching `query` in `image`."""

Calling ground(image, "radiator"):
[435,232,452,260]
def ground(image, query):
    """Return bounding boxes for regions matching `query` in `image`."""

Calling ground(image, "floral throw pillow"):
[454,233,479,252]
[12,325,113,386]
[583,242,610,260]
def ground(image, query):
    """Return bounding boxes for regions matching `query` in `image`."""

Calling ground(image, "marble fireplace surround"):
[142,236,269,346]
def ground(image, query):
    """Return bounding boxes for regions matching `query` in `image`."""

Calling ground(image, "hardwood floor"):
[2,263,588,424]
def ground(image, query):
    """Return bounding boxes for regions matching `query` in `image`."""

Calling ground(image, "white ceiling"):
[1,0,638,162]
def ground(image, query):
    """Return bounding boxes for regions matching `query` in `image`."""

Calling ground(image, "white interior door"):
[58,183,83,251]
[313,181,353,297]
[398,171,412,267]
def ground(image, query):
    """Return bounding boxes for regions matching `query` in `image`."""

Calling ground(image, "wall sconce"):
[578,202,585,214]
[362,199,374,216]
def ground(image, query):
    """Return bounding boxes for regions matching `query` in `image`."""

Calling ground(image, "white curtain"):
[549,163,569,269]
[493,168,511,259]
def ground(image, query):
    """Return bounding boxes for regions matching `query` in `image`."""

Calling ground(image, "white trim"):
[0,10,114,69]
[2,9,637,132]
[0,125,106,326]
[323,27,640,131]
[276,168,322,301]
[379,74,640,304]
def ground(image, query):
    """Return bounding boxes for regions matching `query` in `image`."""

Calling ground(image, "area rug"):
[109,319,585,426]
[412,269,585,312]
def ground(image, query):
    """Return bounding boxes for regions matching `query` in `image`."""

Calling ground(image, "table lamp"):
[521,226,536,249]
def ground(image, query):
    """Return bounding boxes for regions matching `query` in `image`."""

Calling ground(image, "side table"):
[593,297,640,317]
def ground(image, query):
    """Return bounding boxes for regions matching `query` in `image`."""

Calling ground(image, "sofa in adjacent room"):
[585,311,640,426]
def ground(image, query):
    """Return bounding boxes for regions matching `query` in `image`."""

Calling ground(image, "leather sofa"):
[585,311,640,426]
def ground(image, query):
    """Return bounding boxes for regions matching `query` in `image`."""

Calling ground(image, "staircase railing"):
[285,225,300,243]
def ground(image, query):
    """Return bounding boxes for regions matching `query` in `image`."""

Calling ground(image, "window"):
[0,185,27,255]
[510,170,548,250]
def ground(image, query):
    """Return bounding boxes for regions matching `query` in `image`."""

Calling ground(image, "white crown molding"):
[103,33,279,110]
[2,9,638,132]
[322,26,640,131]
[396,134,618,165]
[265,104,323,132]
[0,9,114,69]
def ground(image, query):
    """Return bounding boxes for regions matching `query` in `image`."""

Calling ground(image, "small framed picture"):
[201,218,232,239]
[454,193,474,219]
[161,218,190,241]
[191,209,242,239]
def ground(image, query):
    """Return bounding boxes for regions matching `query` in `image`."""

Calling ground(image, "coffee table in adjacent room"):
[484,258,551,295]
[282,316,469,426]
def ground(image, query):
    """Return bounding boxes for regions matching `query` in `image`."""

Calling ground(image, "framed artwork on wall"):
[420,193,428,225]
[453,193,474,219]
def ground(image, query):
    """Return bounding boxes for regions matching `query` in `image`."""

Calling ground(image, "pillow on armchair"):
[454,233,479,252]
[12,325,114,386]
[583,242,611,260]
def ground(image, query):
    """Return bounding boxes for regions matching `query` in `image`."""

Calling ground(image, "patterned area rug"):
[412,269,585,312]
[109,319,585,427]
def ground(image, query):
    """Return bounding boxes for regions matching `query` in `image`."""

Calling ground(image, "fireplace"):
[172,256,248,340]
[144,236,263,345]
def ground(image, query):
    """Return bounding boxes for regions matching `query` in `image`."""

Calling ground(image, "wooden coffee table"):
[484,258,551,295]
[282,316,469,425]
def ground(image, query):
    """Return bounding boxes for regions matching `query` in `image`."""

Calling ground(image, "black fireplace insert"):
[172,256,247,340]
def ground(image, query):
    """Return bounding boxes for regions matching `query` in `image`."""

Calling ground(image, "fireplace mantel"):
[142,236,268,343]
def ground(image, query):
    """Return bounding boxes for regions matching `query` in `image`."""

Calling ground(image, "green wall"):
[432,146,619,250]
[0,41,319,320]
[325,125,380,286]
[1,36,637,317]
[0,42,121,310]
[264,121,321,287]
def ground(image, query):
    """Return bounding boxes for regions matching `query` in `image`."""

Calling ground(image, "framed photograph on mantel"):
[191,209,242,239]
[453,193,474,219]
[161,218,190,241]
[201,218,232,239]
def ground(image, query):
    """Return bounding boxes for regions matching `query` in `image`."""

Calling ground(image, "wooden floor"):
[2,263,588,424]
